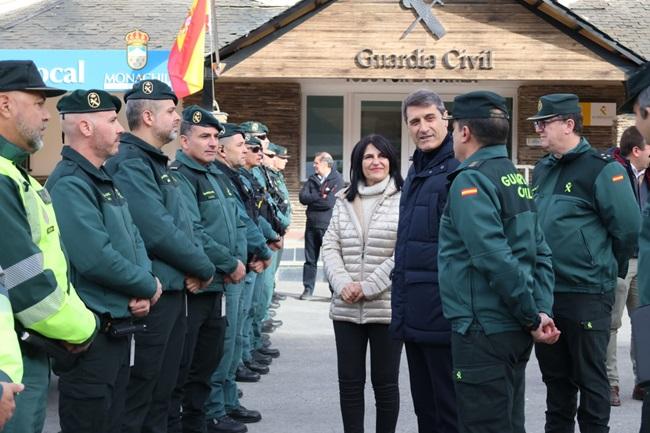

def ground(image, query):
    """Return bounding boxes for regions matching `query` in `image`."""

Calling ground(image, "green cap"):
[527,93,580,121]
[245,136,262,148]
[181,105,223,132]
[444,91,509,120]
[268,143,289,158]
[221,123,245,139]
[240,121,269,135]
[124,79,178,105]
[57,89,122,114]
[621,62,650,113]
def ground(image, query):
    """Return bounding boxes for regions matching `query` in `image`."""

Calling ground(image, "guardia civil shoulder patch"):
[612,175,625,183]
[461,187,478,197]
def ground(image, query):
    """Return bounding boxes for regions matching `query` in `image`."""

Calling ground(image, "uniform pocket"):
[454,364,508,426]
[580,316,611,332]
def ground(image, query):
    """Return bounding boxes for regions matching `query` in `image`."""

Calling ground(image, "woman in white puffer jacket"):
[322,134,403,433]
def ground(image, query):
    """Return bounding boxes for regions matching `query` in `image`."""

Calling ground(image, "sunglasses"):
[255,134,268,140]
[264,153,276,158]
[247,146,261,153]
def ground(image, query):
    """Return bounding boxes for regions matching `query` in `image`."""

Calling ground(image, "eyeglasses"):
[264,153,276,158]
[247,146,261,153]
[255,134,268,140]
[533,117,565,131]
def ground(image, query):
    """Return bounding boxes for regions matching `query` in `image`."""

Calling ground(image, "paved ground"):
[44,280,643,433]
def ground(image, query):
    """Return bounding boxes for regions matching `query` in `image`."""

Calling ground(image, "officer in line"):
[105,80,216,433]
[211,126,274,384]
[0,267,23,431]
[46,89,162,433]
[438,91,559,433]
[168,107,248,433]
[620,61,650,433]
[240,135,282,365]
[0,60,99,433]
[530,93,640,433]
[206,123,272,433]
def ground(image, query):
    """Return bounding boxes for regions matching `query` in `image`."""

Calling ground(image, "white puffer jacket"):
[322,177,400,324]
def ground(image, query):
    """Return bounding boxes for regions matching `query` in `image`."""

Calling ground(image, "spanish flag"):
[168,0,209,98]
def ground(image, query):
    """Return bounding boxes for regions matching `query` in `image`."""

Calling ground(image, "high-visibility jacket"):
[0,268,22,384]
[0,136,97,344]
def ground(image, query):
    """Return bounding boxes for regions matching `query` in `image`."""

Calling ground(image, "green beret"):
[245,136,262,147]
[240,121,269,134]
[124,79,178,105]
[445,91,509,120]
[527,93,580,121]
[57,89,121,114]
[220,123,245,139]
[181,105,223,132]
[621,62,650,113]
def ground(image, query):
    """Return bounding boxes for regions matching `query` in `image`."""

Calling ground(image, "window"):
[305,96,343,177]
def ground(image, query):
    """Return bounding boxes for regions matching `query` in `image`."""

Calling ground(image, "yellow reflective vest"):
[0,270,21,383]
[0,138,97,345]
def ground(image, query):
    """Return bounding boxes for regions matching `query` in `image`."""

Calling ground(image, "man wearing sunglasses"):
[530,93,640,433]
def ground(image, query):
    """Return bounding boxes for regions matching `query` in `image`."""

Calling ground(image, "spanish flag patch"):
[461,187,478,197]
[612,175,625,183]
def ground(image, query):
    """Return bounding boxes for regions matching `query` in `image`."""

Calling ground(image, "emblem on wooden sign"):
[401,0,446,40]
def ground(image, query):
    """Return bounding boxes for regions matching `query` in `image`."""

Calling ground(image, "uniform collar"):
[61,146,111,182]
[0,135,31,164]
[547,137,591,165]
[175,149,208,173]
[455,144,508,172]
[120,132,168,163]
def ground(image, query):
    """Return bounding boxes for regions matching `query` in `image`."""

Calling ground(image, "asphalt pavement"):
[44,280,643,433]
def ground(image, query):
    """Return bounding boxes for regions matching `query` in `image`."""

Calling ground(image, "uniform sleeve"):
[0,286,22,384]
[0,175,98,344]
[321,200,354,294]
[258,213,279,241]
[532,218,554,315]
[111,159,215,280]
[594,162,642,274]
[638,206,650,306]
[234,209,248,263]
[234,199,272,261]
[49,177,157,299]
[448,171,540,329]
[173,173,238,275]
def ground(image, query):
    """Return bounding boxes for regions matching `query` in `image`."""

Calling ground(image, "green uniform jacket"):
[170,151,247,291]
[0,137,97,345]
[439,145,554,335]
[0,275,22,384]
[533,138,640,294]
[268,168,292,229]
[212,161,273,262]
[46,146,157,318]
[104,133,215,291]
[240,168,278,241]
[639,207,650,305]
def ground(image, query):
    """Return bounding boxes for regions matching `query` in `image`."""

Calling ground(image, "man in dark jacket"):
[607,126,649,405]
[298,152,343,299]
[391,89,459,433]
[104,80,216,433]
[47,89,162,433]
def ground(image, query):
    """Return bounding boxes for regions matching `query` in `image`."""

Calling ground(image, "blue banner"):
[0,49,171,91]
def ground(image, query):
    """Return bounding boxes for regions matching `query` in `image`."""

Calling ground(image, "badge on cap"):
[143,81,154,95]
[88,92,101,109]
[537,99,543,112]
[251,123,259,132]
[192,111,202,124]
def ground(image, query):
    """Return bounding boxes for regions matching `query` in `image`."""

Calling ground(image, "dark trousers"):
[303,226,326,293]
[122,291,187,433]
[451,330,533,433]
[169,292,226,433]
[58,331,130,433]
[333,320,403,433]
[535,292,613,433]
[641,387,650,433]
[404,342,458,433]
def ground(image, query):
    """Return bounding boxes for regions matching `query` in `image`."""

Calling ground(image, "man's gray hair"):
[126,99,157,130]
[402,89,446,121]
[638,86,650,112]
[315,152,334,168]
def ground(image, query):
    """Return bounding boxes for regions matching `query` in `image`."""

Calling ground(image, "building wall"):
[186,81,307,230]
[516,84,627,166]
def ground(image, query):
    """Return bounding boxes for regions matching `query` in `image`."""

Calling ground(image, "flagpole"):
[209,0,218,110]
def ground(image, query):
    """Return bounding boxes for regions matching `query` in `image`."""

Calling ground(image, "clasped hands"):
[340,282,365,304]
[531,312,561,344]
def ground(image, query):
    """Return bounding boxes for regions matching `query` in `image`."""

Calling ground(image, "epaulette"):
[466,160,486,169]
[596,152,614,162]
[57,160,79,177]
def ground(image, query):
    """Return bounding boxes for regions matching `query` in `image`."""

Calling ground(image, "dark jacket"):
[439,145,554,335]
[299,169,344,229]
[390,135,459,344]
[104,133,215,291]
[609,147,650,209]
[533,138,640,293]
[47,146,157,318]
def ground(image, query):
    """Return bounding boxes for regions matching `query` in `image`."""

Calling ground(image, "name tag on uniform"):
[37,188,52,204]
